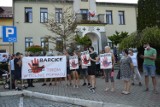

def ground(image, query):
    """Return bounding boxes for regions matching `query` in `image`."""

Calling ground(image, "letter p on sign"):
[6,28,14,38]
[2,26,17,42]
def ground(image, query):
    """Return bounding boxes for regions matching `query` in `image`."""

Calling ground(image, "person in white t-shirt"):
[128,49,142,86]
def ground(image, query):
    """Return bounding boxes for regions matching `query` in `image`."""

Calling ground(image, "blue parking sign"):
[2,26,17,42]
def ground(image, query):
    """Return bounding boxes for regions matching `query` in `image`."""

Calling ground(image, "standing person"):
[26,52,35,87]
[14,52,23,90]
[81,64,89,86]
[103,46,115,92]
[64,50,72,86]
[140,43,158,94]
[120,49,133,95]
[70,51,80,88]
[128,49,142,86]
[8,54,15,89]
[88,46,98,93]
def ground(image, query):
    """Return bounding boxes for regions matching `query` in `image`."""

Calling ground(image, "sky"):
[0,0,138,7]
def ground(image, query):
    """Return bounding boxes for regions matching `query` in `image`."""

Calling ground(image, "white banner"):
[100,53,112,69]
[81,51,91,66]
[22,56,66,79]
[69,55,79,70]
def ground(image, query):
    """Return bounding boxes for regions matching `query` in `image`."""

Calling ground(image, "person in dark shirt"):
[14,52,22,90]
[88,46,98,93]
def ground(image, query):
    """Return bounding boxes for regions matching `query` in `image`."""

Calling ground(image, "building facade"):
[14,0,137,54]
[0,7,13,53]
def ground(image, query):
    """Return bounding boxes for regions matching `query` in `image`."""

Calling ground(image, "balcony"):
[76,13,105,24]
[14,0,73,2]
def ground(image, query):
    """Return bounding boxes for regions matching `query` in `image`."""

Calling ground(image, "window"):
[40,8,48,23]
[41,37,49,51]
[25,7,32,23]
[118,11,125,25]
[106,10,113,24]
[25,37,33,50]
[56,38,63,52]
[55,8,62,23]
[80,9,88,20]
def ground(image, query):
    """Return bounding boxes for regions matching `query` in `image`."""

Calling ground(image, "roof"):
[0,7,12,18]
[14,0,137,4]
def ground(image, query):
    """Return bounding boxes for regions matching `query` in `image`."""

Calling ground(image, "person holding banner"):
[14,52,24,90]
[64,50,72,86]
[88,46,98,93]
[102,46,115,92]
[69,51,80,88]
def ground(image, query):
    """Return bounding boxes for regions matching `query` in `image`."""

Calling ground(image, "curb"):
[0,91,23,96]
[0,90,134,107]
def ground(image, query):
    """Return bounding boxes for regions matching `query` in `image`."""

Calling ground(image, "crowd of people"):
[5,42,158,94]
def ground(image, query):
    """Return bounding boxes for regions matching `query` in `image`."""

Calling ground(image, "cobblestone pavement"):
[0,69,160,107]
[0,95,82,107]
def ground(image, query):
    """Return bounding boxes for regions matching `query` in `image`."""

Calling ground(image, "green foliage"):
[137,0,160,31]
[119,27,160,74]
[119,27,160,50]
[108,31,129,45]
[26,45,43,53]
[75,35,91,47]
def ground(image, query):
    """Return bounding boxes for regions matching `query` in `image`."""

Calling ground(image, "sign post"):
[2,26,17,90]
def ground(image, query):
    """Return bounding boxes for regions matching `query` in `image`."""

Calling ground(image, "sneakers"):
[73,85,79,88]
[15,87,22,91]
[49,83,52,86]
[139,82,142,86]
[104,88,110,92]
[144,88,149,92]
[153,90,159,94]
[89,88,95,93]
[82,83,86,86]
[121,91,130,95]
[111,88,115,92]
[42,83,46,86]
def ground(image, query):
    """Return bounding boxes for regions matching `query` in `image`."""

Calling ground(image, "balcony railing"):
[14,0,73,2]
[76,13,105,24]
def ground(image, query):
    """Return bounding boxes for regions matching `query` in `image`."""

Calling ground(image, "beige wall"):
[0,18,13,54]
[14,2,72,53]
[97,4,137,36]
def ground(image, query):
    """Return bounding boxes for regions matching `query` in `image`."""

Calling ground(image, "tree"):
[108,31,129,46]
[44,4,77,51]
[137,0,160,31]
[75,35,91,47]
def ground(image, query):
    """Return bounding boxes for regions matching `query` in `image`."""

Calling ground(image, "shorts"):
[81,68,88,76]
[104,69,114,82]
[143,64,156,77]
[14,71,21,80]
[88,66,96,75]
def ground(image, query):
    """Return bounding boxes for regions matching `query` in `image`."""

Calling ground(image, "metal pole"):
[9,42,12,90]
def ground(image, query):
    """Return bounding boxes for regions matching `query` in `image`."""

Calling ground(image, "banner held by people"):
[22,56,66,79]
[100,53,112,69]
[69,55,79,70]
[81,51,91,66]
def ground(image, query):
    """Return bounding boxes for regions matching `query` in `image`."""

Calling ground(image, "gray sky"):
[0,0,138,7]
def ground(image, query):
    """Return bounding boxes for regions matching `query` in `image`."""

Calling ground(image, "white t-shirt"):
[129,53,138,66]
[8,59,15,70]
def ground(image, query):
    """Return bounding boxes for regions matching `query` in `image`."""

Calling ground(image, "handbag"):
[116,69,121,79]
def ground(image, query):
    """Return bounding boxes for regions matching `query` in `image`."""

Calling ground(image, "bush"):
[26,45,43,55]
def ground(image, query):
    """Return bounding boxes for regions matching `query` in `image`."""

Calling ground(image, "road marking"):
[19,97,23,107]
